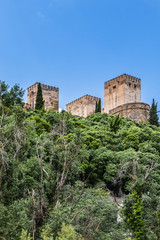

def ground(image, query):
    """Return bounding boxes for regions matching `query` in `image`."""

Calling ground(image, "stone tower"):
[27,82,59,111]
[104,74,141,113]
[66,95,101,118]
[104,74,150,122]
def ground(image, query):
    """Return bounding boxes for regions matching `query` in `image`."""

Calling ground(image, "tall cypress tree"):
[98,99,101,112]
[95,101,98,113]
[149,99,159,126]
[95,99,101,113]
[35,83,44,110]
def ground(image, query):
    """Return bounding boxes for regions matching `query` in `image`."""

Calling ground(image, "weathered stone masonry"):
[27,82,59,111]
[104,74,150,122]
[109,102,150,122]
[104,74,141,113]
[26,73,150,122]
[66,95,101,118]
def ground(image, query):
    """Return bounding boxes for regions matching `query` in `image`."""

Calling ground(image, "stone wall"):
[27,83,59,111]
[109,102,150,122]
[104,74,141,113]
[66,95,101,118]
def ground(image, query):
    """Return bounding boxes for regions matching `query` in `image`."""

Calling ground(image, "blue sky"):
[0,0,160,110]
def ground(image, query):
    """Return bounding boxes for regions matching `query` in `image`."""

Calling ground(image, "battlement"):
[104,73,141,89]
[27,82,59,92]
[66,94,100,107]
[25,73,149,123]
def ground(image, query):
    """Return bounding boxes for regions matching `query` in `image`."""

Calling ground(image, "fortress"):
[26,73,150,122]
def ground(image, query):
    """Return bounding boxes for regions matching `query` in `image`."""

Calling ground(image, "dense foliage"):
[0,80,24,108]
[1,83,160,239]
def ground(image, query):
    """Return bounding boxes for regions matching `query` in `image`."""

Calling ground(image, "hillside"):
[0,106,160,240]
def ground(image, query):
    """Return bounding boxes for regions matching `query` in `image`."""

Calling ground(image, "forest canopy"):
[0,81,160,240]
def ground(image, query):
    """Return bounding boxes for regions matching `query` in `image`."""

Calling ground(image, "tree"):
[110,115,121,133]
[95,99,101,113]
[123,188,146,240]
[0,80,24,108]
[41,225,53,240]
[149,99,159,126]
[0,81,8,103]
[20,230,32,240]
[35,83,44,110]
[56,222,84,240]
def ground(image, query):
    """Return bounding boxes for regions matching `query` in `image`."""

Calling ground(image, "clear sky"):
[0,0,160,110]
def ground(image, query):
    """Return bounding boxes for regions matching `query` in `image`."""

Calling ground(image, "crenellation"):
[27,82,59,111]
[104,74,141,89]
[26,73,150,123]
[66,94,100,107]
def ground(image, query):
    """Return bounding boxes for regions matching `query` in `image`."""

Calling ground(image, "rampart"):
[109,102,150,122]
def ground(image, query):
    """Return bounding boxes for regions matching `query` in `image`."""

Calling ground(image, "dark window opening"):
[129,83,131,87]
[134,85,137,88]
[113,85,116,89]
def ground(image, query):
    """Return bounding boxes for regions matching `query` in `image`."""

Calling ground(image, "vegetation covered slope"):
[1,103,160,239]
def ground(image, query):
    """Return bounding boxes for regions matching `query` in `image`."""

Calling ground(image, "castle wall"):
[104,74,141,113]
[66,95,101,118]
[109,102,150,122]
[27,83,59,111]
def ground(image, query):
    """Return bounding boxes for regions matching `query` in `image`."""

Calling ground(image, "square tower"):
[66,95,101,118]
[27,82,59,111]
[104,74,141,113]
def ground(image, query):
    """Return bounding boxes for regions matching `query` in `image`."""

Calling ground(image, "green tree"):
[56,222,84,240]
[110,115,121,133]
[35,83,44,110]
[41,224,53,240]
[149,99,159,126]
[123,189,145,240]
[0,80,24,108]
[20,229,32,240]
[95,99,101,113]
[0,80,8,103]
